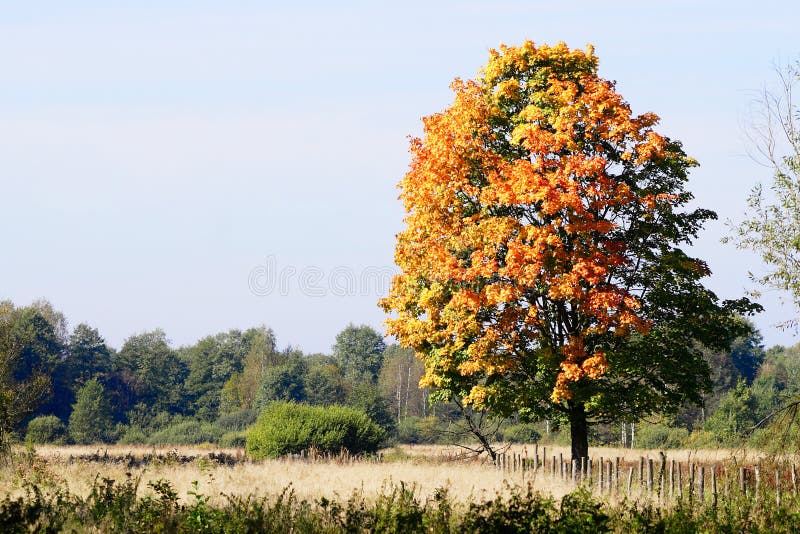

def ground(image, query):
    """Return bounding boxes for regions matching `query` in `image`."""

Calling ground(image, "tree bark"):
[569,401,589,462]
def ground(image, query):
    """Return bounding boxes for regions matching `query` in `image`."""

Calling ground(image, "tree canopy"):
[380,41,758,460]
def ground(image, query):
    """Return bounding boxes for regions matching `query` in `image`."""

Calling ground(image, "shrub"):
[26,415,67,444]
[116,425,148,445]
[246,402,385,459]
[397,416,440,444]
[147,420,216,446]
[213,408,257,435]
[501,423,541,444]
[219,431,247,448]
[634,422,689,449]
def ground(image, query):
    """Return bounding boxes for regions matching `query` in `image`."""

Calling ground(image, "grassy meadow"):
[3,443,800,532]
[3,443,785,504]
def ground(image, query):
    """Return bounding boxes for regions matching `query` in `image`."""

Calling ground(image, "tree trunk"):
[569,401,589,462]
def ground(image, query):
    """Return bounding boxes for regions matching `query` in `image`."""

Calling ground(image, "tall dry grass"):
[3,443,793,507]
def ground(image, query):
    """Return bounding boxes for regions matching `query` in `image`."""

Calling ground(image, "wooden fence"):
[491,444,800,504]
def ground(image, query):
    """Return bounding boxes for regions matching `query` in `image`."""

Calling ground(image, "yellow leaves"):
[464,385,488,406]
[551,348,609,402]
[483,283,519,306]
[582,352,609,379]
[385,38,687,411]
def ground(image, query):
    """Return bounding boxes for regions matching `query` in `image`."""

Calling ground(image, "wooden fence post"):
[597,456,605,494]
[712,466,718,508]
[755,465,761,502]
[627,466,634,495]
[638,457,644,495]
[739,467,747,495]
[698,466,705,502]
[572,459,578,484]
[669,459,675,498]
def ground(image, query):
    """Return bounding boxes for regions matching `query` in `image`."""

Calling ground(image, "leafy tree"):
[726,60,800,329]
[181,329,249,421]
[333,324,386,383]
[254,355,308,408]
[114,330,187,417]
[703,379,756,443]
[304,357,347,406]
[345,382,396,434]
[67,323,112,386]
[0,302,52,448]
[381,41,757,460]
[222,327,281,412]
[378,344,427,421]
[69,379,114,444]
[729,319,766,384]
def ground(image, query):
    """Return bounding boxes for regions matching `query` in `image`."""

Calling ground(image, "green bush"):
[397,416,440,444]
[683,429,723,449]
[634,422,689,449]
[26,415,67,444]
[147,420,216,446]
[219,431,247,448]
[246,402,385,459]
[213,408,257,435]
[501,423,541,444]
[116,425,148,445]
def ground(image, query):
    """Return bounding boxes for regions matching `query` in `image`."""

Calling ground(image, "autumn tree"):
[381,41,757,461]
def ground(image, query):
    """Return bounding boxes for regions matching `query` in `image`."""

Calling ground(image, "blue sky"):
[1,1,798,352]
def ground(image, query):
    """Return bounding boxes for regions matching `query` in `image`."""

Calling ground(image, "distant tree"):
[0,302,52,448]
[378,344,427,422]
[68,323,112,386]
[181,329,249,421]
[114,330,187,417]
[729,319,766,384]
[228,327,280,411]
[333,324,386,383]
[254,356,308,408]
[69,379,114,444]
[727,60,800,330]
[28,299,69,346]
[345,382,396,434]
[703,380,756,443]
[12,300,69,421]
[304,357,347,406]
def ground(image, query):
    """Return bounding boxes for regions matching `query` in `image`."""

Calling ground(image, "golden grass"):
[2,444,794,507]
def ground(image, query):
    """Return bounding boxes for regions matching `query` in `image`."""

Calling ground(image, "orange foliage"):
[381,41,686,406]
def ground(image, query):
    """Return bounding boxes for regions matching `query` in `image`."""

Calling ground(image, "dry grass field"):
[2,443,788,508]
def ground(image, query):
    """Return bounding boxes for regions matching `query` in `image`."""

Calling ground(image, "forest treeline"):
[2,298,799,450]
